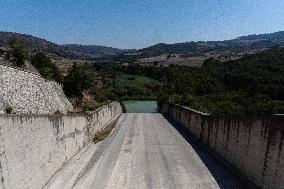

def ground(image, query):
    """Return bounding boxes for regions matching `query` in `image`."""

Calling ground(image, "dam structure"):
[43,109,283,189]
[0,64,283,189]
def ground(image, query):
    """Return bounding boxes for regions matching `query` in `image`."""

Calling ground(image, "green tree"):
[31,53,64,84]
[10,38,29,67]
[63,63,92,97]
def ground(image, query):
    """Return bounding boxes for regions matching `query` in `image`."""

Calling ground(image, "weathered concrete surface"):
[46,113,254,189]
[160,102,284,189]
[0,64,73,114]
[0,102,122,189]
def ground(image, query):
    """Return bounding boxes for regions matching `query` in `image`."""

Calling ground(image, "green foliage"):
[6,104,13,114]
[92,89,118,103]
[10,38,29,67]
[93,61,120,76]
[90,47,284,115]
[31,53,64,83]
[81,101,100,111]
[118,48,284,115]
[166,47,284,115]
[63,63,92,97]
[112,74,161,100]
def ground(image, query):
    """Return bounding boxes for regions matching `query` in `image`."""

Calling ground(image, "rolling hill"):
[0,32,128,59]
[1,31,283,61]
[62,44,130,58]
[139,31,284,56]
[115,31,284,61]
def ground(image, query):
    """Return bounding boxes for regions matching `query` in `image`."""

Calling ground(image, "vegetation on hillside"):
[4,35,284,115]
[112,74,161,100]
[111,31,284,62]
[92,62,162,101]
[9,38,29,67]
[0,32,129,59]
[93,47,284,115]
[31,53,64,83]
[0,32,93,59]
[63,63,92,97]
[1,31,284,61]
[7,38,64,84]
[63,44,130,58]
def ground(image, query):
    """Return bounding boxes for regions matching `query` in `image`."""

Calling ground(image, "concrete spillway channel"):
[44,113,256,189]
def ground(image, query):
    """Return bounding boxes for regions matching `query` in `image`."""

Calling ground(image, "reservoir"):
[122,101,158,113]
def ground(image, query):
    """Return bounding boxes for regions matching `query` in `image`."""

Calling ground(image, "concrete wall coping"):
[85,102,118,114]
[179,105,210,115]
[167,102,284,117]
[167,102,210,115]
[0,102,119,117]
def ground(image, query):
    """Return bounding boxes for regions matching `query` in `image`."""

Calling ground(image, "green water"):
[123,101,158,113]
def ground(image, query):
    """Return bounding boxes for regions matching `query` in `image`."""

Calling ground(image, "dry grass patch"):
[92,130,111,143]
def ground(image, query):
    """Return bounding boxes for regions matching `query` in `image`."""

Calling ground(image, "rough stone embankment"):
[160,102,284,189]
[0,64,73,114]
[0,102,122,189]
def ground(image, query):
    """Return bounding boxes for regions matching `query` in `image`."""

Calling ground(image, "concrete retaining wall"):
[0,64,73,114]
[0,102,122,189]
[160,102,284,189]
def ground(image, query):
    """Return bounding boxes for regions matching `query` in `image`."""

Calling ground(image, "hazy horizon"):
[1,0,284,49]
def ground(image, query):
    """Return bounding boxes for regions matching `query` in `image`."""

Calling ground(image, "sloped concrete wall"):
[160,102,284,189]
[86,102,123,139]
[0,64,73,114]
[0,102,122,189]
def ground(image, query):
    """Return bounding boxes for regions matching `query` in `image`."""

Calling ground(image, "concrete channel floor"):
[45,113,256,189]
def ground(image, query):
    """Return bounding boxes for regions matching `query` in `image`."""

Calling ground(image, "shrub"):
[9,38,29,67]
[92,130,111,143]
[54,110,62,114]
[63,63,92,97]
[31,53,64,84]
[81,102,99,111]
[6,105,13,114]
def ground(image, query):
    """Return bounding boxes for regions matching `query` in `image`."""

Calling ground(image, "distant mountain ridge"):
[0,31,283,60]
[236,31,284,42]
[0,32,128,59]
[136,31,284,57]
[62,44,131,58]
[0,32,86,59]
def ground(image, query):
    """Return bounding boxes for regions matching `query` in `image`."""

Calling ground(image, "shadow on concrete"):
[164,116,259,189]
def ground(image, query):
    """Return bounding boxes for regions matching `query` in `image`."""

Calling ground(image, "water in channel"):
[122,101,158,113]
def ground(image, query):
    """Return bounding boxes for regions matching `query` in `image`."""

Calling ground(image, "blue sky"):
[0,0,284,49]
